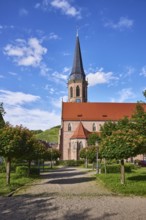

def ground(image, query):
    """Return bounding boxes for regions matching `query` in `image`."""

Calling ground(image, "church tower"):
[68,34,88,102]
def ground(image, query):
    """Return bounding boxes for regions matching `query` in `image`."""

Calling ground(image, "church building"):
[58,34,146,161]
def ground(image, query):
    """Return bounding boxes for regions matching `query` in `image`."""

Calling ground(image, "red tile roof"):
[71,121,91,139]
[62,102,146,121]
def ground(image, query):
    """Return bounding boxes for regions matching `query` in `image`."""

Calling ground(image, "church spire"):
[68,34,88,103]
[69,34,85,80]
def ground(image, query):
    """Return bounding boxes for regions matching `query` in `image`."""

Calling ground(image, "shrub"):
[101,164,133,173]
[16,166,29,177]
[59,160,84,167]
[0,164,6,173]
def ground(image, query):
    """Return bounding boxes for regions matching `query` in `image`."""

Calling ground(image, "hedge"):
[100,163,135,173]
[16,166,29,176]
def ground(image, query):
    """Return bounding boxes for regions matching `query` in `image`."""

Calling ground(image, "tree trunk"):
[85,157,88,168]
[120,159,125,184]
[6,157,11,185]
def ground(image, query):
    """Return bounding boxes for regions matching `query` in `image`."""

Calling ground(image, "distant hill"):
[35,125,60,143]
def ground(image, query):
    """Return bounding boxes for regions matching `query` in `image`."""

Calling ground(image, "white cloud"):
[104,17,134,30]
[48,32,60,40]
[0,75,4,78]
[63,52,70,56]
[19,8,28,16]
[3,38,47,67]
[0,89,60,130]
[51,95,68,108]
[87,68,118,87]
[0,90,40,106]
[63,67,70,73]
[40,63,50,76]
[44,85,55,94]
[50,0,81,18]
[34,3,41,9]
[52,71,68,81]
[117,88,135,102]
[126,66,135,76]
[8,71,18,76]
[3,105,61,131]
[140,66,146,77]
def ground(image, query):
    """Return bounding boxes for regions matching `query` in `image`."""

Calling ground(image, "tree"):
[0,124,38,184]
[80,145,97,169]
[100,121,117,138]
[0,103,5,128]
[100,129,145,184]
[87,133,100,145]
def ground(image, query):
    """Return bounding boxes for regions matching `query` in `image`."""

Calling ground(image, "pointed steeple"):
[69,35,85,80]
[68,34,88,103]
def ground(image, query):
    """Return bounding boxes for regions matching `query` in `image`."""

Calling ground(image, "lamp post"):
[95,141,99,174]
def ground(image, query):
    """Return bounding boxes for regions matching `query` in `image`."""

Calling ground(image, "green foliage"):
[79,147,87,159]
[100,129,144,160]
[60,160,84,167]
[35,125,60,143]
[16,166,29,177]
[0,103,5,128]
[80,146,100,163]
[0,164,6,173]
[143,90,146,99]
[42,148,61,161]
[100,164,133,173]
[31,130,43,135]
[87,133,100,145]
[100,121,117,138]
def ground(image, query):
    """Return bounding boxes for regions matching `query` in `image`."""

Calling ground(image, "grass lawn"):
[0,173,39,196]
[97,167,146,196]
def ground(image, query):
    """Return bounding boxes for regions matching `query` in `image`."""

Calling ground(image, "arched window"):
[70,87,73,98]
[68,123,72,131]
[92,123,96,132]
[76,86,80,97]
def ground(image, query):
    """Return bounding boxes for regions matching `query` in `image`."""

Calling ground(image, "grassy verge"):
[97,167,146,196]
[0,173,39,196]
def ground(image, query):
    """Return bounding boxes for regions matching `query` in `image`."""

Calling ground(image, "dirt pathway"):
[0,167,146,220]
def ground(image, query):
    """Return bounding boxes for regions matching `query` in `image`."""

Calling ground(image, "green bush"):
[59,160,84,167]
[101,164,133,173]
[30,167,40,176]
[16,166,29,177]
[0,164,6,173]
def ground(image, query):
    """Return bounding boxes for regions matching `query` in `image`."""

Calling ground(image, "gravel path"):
[0,167,146,220]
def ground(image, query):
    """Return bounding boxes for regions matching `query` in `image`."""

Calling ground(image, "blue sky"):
[0,0,146,130]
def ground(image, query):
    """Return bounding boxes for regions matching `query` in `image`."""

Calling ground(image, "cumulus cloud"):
[3,105,61,130]
[50,0,81,18]
[87,68,118,87]
[37,0,81,18]
[104,17,134,30]
[3,38,47,67]
[140,66,146,77]
[0,89,60,130]
[112,88,135,102]
[51,95,68,108]
[0,90,40,106]
[19,8,28,16]
[52,71,68,81]
[48,32,60,40]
